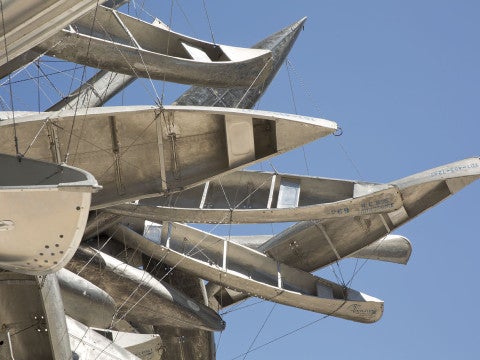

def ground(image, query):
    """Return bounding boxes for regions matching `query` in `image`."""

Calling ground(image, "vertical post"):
[161,222,172,248]
[6,329,15,360]
[266,174,277,209]
[155,110,167,191]
[222,238,228,271]
[277,262,282,289]
[199,181,210,209]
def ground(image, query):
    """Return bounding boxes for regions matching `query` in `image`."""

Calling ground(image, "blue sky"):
[170,2,480,359]
[3,1,480,359]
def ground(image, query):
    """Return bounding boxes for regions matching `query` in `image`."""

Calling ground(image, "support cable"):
[201,0,216,45]
[229,301,348,360]
[286,60,310,175]
[64,1,103,164]
[241,303,277,360]
[109,175,272,326]
[1,0,19,158]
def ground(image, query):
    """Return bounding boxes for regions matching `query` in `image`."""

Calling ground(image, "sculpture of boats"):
[0,153,99,275]
[105,172,403,223]
[0,106,337,208]
[35,5,273,88]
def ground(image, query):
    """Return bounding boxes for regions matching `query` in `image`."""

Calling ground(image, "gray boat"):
[0,106,337,208]
[67,245,225,332]
[0,153,99,274]
[106,172,403,223]
[36,5,273,88]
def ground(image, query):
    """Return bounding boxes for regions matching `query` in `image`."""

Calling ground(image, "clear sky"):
[164,2,480,359]
[3,1,480,359]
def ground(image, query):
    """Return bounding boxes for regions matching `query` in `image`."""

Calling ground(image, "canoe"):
[86,328,162,360]
[36,5,272,88]
[260,157,480,272]
[0,0,102,66]
[0,153,99,274]
[67,316,140,360]
[57,268,116,328]
[106,172,403,223]
[67,246,225,331]
[0,106,336,208]
[112,224,384,324]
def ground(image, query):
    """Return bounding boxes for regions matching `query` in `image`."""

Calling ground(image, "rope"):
[337,140,363,179]
[201,0,216,45]
[1,0,19,157]
[235,58,272,108]
[228,301,348,360]
[36,59,41,112]
[108,172,274,327]
[285,58,324,116]
[286,61,310,175]
[345,234,391,289]
[32,62,66,101]
[286,57,363,180]
[220,298,267,315]
[64,1,103,164]
[241,303,276,360]
[0,67,78,86]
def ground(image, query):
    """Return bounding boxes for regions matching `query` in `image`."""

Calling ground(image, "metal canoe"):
[86,329,163,360]
[47,16,307,113]
[174,17,307,109]
[0,0,107,67]
[66,245,225,332]
[57,268,116,329]
[105,172,403,223]
[259,157,480,272]
[0,153,99,275]
[111,224,384,324]
[35,5,272,88]
[228,233,412,265]
[67,316,140,360]
[0,106,337,209]
[347,234,412,265]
